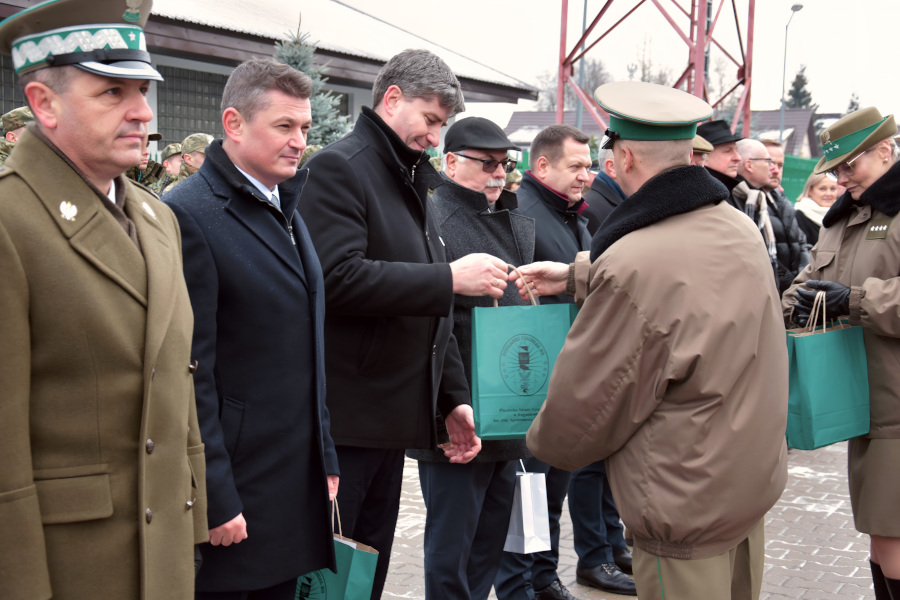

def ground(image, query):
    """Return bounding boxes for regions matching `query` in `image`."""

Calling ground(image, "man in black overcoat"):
[166,59,339,600]
[299,49,508,599]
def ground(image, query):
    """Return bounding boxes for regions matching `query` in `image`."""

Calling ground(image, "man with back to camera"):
[165,58,339,599]
[514,80,788,600]
[299,49,509,599]
[406,116,535,600]
[0,0,207,597]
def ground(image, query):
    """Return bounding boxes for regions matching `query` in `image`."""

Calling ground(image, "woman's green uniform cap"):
[815,106,897,175]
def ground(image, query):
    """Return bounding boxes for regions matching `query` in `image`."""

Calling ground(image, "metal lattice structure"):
[557,0,755,136]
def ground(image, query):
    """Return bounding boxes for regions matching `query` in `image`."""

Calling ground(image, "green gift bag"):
[296,500,378,600]
[786,291,870,450]
[471,284,578,440]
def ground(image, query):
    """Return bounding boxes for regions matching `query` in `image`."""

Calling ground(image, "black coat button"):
[188,359,199,373]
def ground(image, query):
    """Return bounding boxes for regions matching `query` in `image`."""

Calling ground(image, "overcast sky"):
[342,0,899,126]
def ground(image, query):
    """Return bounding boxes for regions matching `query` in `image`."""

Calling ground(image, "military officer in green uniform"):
[0,0,208,598]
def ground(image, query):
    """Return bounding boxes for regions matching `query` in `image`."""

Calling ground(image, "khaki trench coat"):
[0,130,207,600]
[783,202,900,439]
[528,202,788,560]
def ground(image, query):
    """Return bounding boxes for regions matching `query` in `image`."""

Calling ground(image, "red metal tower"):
[557,0,755,136]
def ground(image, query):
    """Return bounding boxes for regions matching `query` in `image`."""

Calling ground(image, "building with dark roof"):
[0,0,537,152]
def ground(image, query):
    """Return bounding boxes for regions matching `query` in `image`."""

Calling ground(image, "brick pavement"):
[382,442,874,599]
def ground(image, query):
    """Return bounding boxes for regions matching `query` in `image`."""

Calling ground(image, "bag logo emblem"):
[500,334,550,396]
[296,570,327,598]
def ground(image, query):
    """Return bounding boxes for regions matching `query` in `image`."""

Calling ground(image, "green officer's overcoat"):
[0,129,208,600]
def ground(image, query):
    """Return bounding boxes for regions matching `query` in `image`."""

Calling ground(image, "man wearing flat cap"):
[0,1,207,599]
[406,116,535,600]
[516,81,788,599]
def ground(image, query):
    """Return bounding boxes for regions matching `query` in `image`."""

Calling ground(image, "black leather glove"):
[795,280,851,324]
[792,301,812,327]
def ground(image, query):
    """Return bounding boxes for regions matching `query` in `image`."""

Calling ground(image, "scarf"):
[795,196,830,227]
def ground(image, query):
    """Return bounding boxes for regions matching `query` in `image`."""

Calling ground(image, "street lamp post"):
[779,3,804,143]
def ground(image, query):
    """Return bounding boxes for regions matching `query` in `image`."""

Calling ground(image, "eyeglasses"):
[827,148,874,180]
[747,157,773,165]
[456,153,518,174]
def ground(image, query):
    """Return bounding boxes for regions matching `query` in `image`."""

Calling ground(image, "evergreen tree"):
[274,29,352,146]
[785,65,816,110]
[845,92,860,115]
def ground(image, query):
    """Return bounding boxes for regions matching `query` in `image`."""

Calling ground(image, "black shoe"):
[613,547,633,575]
[575,563,637,596]
[534,578,580,600]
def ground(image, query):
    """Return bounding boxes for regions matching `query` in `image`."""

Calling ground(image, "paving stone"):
[381,442,874,599]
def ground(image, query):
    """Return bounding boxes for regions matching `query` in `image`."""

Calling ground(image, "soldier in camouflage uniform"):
[152,142,182,194]
[162,132,212,195]
[0,106,33,166]
[125,131,165,189]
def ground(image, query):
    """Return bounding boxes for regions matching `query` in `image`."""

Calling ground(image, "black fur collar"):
[590,165,729,261]
[823,161,900,228]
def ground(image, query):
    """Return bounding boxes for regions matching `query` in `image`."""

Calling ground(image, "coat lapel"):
[11,131,148,305]
[125,185,179,367]
[224,193,307,286]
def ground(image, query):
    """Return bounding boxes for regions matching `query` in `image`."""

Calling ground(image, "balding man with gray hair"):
[732,139,810,293]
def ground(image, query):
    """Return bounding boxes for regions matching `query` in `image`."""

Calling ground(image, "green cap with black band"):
[595,81,713,150]
[0,0,161,81]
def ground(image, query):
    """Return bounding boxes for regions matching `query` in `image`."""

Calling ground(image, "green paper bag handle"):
[492,264,538,307]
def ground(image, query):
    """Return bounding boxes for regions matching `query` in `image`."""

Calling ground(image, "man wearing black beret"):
[408,117,534,600]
